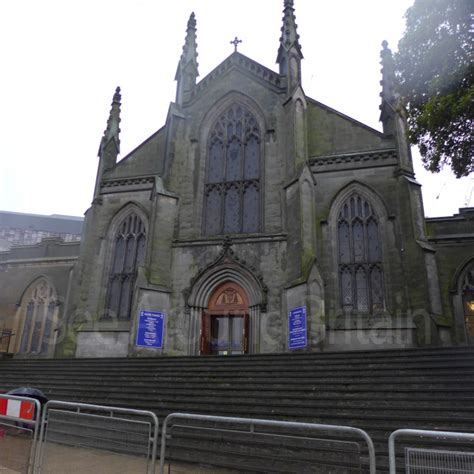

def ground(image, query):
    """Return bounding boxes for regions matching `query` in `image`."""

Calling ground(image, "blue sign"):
[288,306,307,350]
[136,311,165,349]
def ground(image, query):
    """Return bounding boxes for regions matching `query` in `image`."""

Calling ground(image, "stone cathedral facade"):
[1,1,473,358]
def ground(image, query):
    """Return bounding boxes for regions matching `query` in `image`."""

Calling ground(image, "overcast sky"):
[0,0,471,218]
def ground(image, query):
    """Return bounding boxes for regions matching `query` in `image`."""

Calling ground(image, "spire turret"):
[380,41,399,105]
[277,0,303,91]
[379,41,414,173]
[175,12,199,105]
[98,86,121,159]
[379,41,400,134]
[94,87,121,200]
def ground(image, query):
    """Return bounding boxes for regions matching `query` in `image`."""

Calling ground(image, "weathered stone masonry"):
[0,1,473,358]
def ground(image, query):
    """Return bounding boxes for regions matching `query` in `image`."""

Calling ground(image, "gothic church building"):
[1,1,473,358]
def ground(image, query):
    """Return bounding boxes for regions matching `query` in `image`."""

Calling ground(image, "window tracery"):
[204,104,261,235]
[18,279,57,355]
[105,213,146,319]
[337,194,385,314]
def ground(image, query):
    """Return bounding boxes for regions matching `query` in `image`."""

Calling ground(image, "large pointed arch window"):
[204,104,261,235]
[106,213,147,319]
[337,194,385,314]
[18,278,58,355]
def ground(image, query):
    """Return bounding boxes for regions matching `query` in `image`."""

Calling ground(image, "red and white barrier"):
[0,397,35,420]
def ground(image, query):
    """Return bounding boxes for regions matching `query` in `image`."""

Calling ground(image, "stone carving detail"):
[218,288,242,305]
[101,177,155,189]
[186,237,268,312]
[310,149,397,169]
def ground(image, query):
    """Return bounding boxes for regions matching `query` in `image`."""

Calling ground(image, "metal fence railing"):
[159,413,376,474]
[405,447,474,473]
[0,393,41,474]
[12,395,474,474]
[36,400,159,474]
[389,428,474,474]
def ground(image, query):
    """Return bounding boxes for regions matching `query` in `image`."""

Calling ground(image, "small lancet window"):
[337,194,385,314]
[105,213,147,319]
[204,103,261,235]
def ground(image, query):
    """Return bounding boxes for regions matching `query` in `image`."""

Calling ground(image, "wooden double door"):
[462,268,474,344]
[464,291,474,344]
[200,282,249,355]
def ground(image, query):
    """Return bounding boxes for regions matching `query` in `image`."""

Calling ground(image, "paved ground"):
[0,426,33,474]
[0,428,241,474]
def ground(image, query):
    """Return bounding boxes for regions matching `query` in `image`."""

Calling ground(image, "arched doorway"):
[200,281,249,355]
[462,266,474,344]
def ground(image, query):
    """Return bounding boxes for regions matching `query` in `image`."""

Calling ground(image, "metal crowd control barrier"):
[0,393,41,474]
[36,400,159,474]
[159,413,376,474]
[389,428,474,474]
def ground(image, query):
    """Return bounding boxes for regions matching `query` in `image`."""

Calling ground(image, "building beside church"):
[1,1,473,359]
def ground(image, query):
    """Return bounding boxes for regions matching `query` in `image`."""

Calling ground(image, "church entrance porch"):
[464,293,474,344]
[200,282,249,355]
[462,265,474,344]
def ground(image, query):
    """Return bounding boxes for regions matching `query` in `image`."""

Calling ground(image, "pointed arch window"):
[204,104,261,235]
[337,194,385,314]
[105,213,147,319]
[18,279,58,355]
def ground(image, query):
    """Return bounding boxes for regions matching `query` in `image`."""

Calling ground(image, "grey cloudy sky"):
[0,0,471,218]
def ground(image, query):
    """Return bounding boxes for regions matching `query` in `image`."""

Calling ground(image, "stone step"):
[3,361,474,375]
[3,345,474,367]
[3,381,474,396]
[3,351,474,367]
[3,393,474,421]
[4,385,473,408]
[2,347,474,472]
[2,370,474,383]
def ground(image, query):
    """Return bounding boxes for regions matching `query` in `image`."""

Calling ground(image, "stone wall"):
[0,238,79,356]
[427,208,474,344]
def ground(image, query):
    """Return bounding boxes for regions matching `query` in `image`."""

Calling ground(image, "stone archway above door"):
[186,239,267,355]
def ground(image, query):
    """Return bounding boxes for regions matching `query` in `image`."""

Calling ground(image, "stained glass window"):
[223,184,241,233]
[18,280,57,355]
[204,104,261,235]
[337,194,385,313]
[341,267,353,313]
[106,213,147,319]
[338,221,350,264]
[243,183,259,233]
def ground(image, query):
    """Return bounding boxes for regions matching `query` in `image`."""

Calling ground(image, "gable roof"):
[306,97,391,157]
[187,52,284,103]
[104,126,166,180]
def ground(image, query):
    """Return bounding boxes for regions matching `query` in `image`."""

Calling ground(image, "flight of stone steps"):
[1,346,473,472]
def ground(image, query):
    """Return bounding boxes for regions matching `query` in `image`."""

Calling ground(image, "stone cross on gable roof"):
[230,36,242,52]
